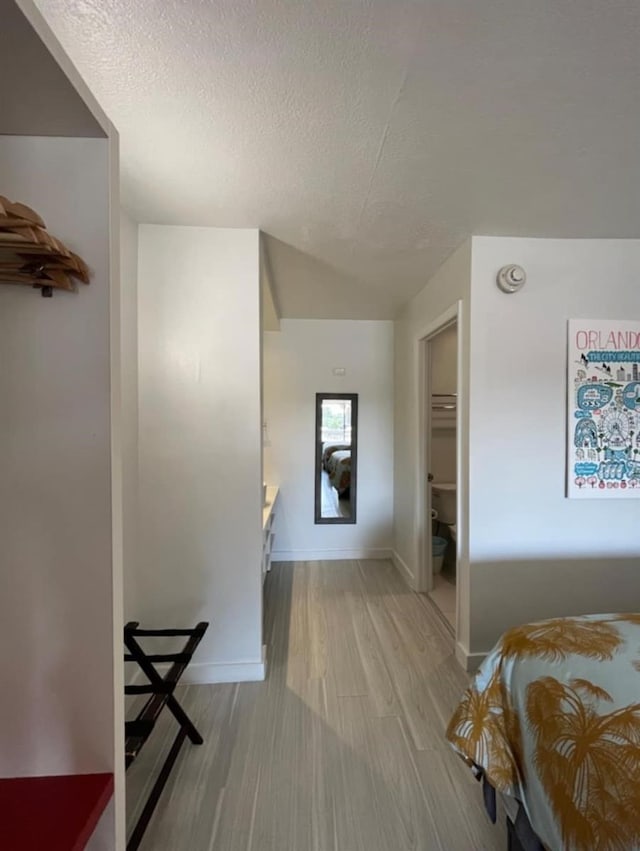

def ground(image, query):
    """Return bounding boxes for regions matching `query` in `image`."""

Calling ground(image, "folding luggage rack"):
[124,621,209,851]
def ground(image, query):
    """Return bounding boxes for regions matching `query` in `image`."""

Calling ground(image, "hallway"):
[127,560,505,849]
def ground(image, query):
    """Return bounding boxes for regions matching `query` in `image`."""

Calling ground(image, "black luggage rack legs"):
[124,621,209,851]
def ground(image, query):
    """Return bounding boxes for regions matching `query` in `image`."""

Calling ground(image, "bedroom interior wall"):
[0,136,115,780]
[393,240,471,651]
[120,209,138,622]
[468,237,640,659]
[263,319,394,560]
[136,225,264,682]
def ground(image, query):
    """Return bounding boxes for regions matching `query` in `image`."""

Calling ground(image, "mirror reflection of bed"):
[315,393,358,524]
[321,443,351,518]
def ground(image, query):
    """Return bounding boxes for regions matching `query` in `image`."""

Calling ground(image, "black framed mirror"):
[314,393,358,524]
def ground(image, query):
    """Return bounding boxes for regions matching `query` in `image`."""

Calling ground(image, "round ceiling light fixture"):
[496,264,526,294]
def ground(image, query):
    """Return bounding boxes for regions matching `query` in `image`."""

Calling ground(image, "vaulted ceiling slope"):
[34,0,640,318]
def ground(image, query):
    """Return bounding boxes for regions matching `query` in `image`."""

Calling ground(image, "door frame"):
[414,301,463,606]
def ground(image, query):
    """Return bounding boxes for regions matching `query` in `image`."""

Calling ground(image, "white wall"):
[0,136,114,777]
[469,238,640,654]
[136,225,264,680]
[120,210,138,621]
[263,319,394,559]
[393,241,471,652]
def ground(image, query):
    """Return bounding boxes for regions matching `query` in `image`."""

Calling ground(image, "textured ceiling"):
[34,0,640,318]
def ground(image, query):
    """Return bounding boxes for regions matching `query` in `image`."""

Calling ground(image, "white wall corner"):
[132,657,267,686]
[137,225,263,683]
[392,549,415,589]
[184,659,266,685]
[455,641,487,674]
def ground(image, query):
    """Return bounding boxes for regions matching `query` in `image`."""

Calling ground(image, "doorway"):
[416,304,461,635]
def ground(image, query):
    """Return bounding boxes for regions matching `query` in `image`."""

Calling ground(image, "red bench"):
[0,772,113,851]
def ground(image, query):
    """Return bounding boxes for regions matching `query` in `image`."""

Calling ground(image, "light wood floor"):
[429,573,456,630]
[126,559,506,850]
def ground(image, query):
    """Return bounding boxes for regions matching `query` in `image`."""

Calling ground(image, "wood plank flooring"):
[126,559,506,850]
[429,574,456,631]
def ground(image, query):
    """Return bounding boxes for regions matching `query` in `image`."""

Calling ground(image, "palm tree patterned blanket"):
[446,613,640,851]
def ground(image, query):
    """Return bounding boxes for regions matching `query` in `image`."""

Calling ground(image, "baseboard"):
[391,550,415,587]
[128,656,266,686]
[271,547,392,562]
[179,657,267,684]
[455,641,487,674]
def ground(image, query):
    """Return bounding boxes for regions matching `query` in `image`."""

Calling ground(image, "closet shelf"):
[0,195,90,296]
[432,393,457,428]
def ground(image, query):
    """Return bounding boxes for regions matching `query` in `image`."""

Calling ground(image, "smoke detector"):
[496,264,526,294]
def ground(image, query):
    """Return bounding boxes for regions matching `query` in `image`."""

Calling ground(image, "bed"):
[322,443,351,496]
[446,613,640,851]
